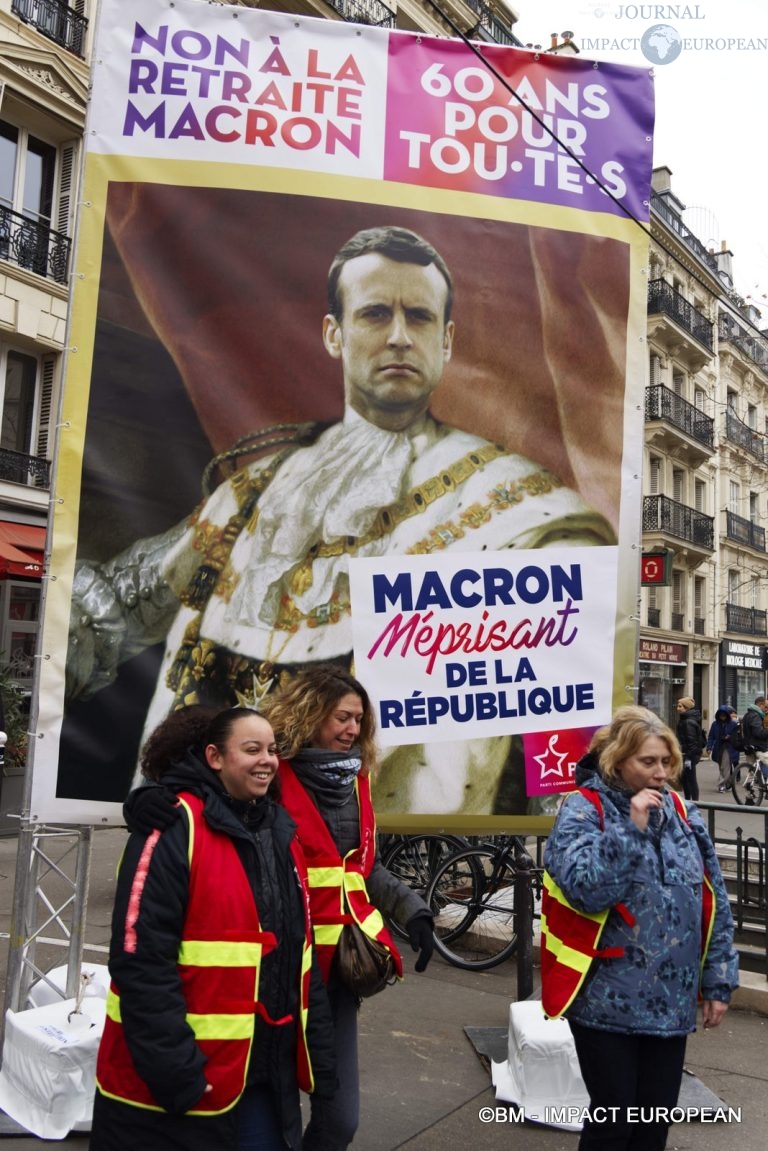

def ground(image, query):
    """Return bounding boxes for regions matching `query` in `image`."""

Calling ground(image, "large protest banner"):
[32,0,654,827]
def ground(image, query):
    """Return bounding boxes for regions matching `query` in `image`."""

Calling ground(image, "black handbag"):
[334,922,397,998]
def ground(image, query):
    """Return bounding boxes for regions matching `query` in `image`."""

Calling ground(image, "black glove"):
[406,913,434,973]
[123,785,180,834]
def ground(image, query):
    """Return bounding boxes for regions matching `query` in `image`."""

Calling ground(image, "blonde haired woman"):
[542,705,737,1151]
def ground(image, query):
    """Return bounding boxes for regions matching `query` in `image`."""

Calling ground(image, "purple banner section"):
[384,35,655,222]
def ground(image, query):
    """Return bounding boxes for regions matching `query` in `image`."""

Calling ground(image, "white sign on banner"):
[350,546,618,746]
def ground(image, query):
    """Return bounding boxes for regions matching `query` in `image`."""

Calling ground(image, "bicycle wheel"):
[425,847,523,970]
[744,771,766,807]
[381,834,468,941]
[732,763,755,805]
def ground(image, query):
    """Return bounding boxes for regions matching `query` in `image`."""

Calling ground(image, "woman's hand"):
[702,1000,729,1030]
[629,787,664,832]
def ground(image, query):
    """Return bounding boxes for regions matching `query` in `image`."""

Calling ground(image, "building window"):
[649,456,662,495]
[0,580,40,684]
[748,403,758,430]
[750,492,759,523]
[728,569,741,605]
[694,387,706,411]
[695,479,706,514]
[672,468,684,504]
[0,348,53,487]
[672,370,684,396]
[672,570,684,629]
[0,118,75,283]
[729,480,740,515]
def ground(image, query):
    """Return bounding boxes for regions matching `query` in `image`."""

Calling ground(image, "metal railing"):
[726,510,766,553]
[647,279,714,353]
[719,312,768,374]
[726,602,768,637]
[324,0,395,26]
[464,0,521,46]
[645,384,714,448]
[11,0,87,57]
[650,194,716,267]
[642,494,714,550]
[0,205,71,284]
[725,410,766,461]
[0,448,51,488]
[697,801,768,979]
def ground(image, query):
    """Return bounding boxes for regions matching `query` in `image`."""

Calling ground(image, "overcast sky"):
[513,0,768,313]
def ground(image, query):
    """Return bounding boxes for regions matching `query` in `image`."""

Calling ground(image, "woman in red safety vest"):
[91,706,336,1151]
[542,705,738,1151]
[260,665,435,1151]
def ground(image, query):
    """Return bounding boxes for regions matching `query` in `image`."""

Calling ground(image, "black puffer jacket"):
[91,750,335,1151]
[676,707,704,760]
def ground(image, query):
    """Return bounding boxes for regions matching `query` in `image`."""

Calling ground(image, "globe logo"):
[640,24,683,65]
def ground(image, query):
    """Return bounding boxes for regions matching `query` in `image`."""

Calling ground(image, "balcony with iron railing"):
[11,0,87,57]
[0,449,51,488]
[644,385,715,455]
[726,603,768,638]
[726,510,766,553]
[724,410,765,463]
[719,312,768,375]
[324,0,395,25]
[643,494,714,553]
[650,194,716,269]
[464,0,521,46]
[647,279,714,354]
[0,206,71,285]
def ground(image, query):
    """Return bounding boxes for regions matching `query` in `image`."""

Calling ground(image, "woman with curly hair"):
[94,706,335,1151]
[542,705,738,1151]
[260,664,433,1151]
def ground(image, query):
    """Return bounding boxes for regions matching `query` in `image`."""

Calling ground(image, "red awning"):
[0,521,46,579]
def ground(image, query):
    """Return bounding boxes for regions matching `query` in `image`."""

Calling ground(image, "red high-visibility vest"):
[97,792,314,1114]
[278,762,403,983]
[541,787,716,1020]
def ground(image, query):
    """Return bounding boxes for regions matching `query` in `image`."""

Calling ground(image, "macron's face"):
[322,253,454,432]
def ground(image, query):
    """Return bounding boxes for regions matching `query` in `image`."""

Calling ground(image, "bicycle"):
[379,832,470,941]
[731,754,767,806]
[424,835,539,970]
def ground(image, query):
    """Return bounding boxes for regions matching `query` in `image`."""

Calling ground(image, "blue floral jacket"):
[543,776,739,1036]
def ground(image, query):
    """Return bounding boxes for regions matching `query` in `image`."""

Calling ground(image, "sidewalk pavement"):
[0,825,766,1148]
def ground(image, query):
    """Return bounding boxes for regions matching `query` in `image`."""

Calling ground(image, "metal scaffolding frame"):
[1,822,93,1042]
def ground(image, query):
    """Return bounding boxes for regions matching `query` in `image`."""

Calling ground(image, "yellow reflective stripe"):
[356,907,386,936]
[542,872,606,922]
[178,796,195,867]
[540,912,596,975]
[307,866,344,887]
[314,923,344,947]
[178,939,265,966]
[187,1013,254,1041]
[344,872,367,894]
[106,988,121,1022]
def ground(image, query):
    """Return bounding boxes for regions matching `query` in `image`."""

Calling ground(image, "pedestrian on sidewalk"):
[705,704,740,792]
[541,705,738,1151]
[91,706,336,1151]
[675,696,704,801]
[127,665,435,1151]
[741,696,768,782]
